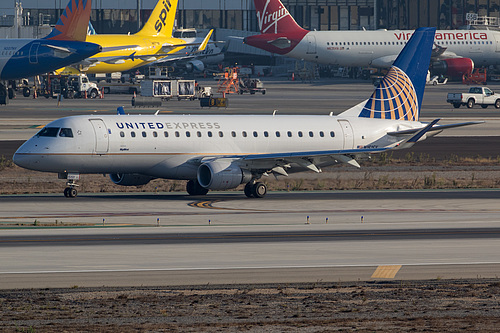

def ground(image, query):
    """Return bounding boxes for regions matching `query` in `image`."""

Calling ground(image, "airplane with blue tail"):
[13,28,482,198]
[0,0,101,100]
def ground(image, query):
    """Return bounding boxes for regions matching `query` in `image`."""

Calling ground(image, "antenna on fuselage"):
[273,110,277,116]
[155,110,160,115]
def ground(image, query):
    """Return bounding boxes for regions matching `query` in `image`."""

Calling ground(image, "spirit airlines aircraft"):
[71,0,213,74]
[244,0,500,79]
[0,0,101,95]
[14,28,481,198]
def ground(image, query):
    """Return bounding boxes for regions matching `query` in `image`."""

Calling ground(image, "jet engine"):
[197,160,252,190]
[109,173,153,186]
[186,60,205,72]
[431,58,474,79]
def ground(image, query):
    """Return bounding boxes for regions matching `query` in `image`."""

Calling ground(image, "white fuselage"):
[289,30,500,67]
[13,114,422,179]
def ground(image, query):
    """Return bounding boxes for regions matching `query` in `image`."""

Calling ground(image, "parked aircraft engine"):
[197,160,252,190]
[186,60,205,72]
[109,173,153,186]
[431,58,474,79]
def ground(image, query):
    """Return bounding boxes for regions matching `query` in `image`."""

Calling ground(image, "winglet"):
[195,30,214,53]
[44,0,92,41]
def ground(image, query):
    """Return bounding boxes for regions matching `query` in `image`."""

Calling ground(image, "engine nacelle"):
[186,60,205,72]
[197,160,252,190]
[432,58,474,79]
[109,173,153,186]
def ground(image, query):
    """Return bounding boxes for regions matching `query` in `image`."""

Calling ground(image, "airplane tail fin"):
[255,0,306,34]
[357,27,436,122]
[136,0,178,37]
[44,0,92,41]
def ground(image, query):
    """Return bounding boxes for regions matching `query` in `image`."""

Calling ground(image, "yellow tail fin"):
[136,0,178,36]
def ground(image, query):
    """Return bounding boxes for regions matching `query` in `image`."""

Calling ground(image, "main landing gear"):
[186,179,209,196]
[244,181,267,198]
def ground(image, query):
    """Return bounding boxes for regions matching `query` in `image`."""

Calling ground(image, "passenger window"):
[37,127,59,137]
[231,131,236,137]
[186,131,191,137]
[253,131,258,137]
[298,131,303,137]
[142,131,147,137]
[330,131,335,137]
[276,131,281,137]
[175,131,180,137]
[131,131,136,138]
[264,131,269,137]
[197,131,202,137]
[319,131,324,137]
[309,131,313,137]
[164,131,168,137]
[59,128,73,138]
[242,131,247,137]
[287,131,292,137]
[153,131,158,138]
[120,131,125,138]
[208,131,213,137]
[219,131,223,137]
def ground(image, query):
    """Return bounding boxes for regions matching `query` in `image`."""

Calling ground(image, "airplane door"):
[89,119,109,154]
[306,34,317,54]
[29,42,40,64]
[494,33,500,52]
[338,119,354,149]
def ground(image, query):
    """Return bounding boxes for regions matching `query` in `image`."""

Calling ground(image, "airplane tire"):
[64,187,77,198]
[186,180,208,196]
[251,182,267,198]
[244,183,254,198]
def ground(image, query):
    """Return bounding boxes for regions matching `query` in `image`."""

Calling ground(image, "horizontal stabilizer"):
[388,121,484,136]
[395,119,440,149]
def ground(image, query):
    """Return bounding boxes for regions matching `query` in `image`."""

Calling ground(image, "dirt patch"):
[1,280,500,332]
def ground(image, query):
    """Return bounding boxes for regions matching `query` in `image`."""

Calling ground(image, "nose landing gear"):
[60,172,80,198]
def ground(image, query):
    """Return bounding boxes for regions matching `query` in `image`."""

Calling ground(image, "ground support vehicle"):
[140,79,197,100]
[239,78,266,95]
[36,74,100,99]
[447,86,500,108]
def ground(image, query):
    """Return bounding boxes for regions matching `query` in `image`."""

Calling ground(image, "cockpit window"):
[59,128,73,137]
[37,127,59,137]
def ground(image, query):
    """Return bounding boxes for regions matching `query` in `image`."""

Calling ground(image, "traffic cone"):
[291,72,295,81]
[33,89,37,99]
[100,88,104,99]
[133,91,136,99]
[84,90,87,99]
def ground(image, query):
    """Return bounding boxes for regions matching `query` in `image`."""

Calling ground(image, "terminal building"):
[1,1,499,34]
[1,1,499,68]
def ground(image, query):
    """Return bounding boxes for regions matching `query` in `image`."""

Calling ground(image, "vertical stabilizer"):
[358,27,436,121]
[254,0,307,34]
[136,0,178,37]
[44,0,91,41]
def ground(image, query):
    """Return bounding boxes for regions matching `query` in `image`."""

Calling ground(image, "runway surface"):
[1,190,500,288]
[1,79,500,289]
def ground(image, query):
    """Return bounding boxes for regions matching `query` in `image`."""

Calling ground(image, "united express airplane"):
[14,28,481,198]
[244,0,500,79]
[0,0,101,96]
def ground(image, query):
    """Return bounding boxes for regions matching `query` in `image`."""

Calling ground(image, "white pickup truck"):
[447,86,500,109]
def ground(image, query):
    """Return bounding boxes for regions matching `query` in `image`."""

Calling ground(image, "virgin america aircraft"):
[14,28,480,198]
[244,0,500,79]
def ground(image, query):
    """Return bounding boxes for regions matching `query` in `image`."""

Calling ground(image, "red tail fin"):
[254,0,306,34]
